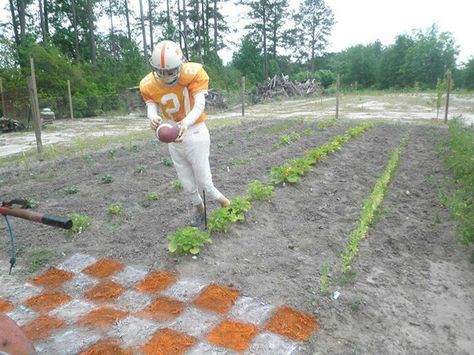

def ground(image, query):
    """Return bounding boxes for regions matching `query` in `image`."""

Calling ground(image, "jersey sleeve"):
[188,67,209,96]
[139,74,154,103]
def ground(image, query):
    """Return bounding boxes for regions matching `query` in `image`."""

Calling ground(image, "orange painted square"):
[134,271,176,294]
[138,296,184,321]
[0,298,14,313]
[30,267,74,288]
[80,339,132,355]
[83,258,124,278]
[193,283,239,314]
[142,328,195,355]
[78,306,128,329]
[207,320,259,352]
[265,305,319,341]
[24,290,71,312]
[22,315,65,341]
[85,280,125,303]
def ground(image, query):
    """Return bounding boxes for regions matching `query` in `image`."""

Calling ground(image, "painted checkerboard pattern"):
[0,254,318,354]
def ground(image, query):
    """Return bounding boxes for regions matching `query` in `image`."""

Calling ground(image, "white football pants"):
[168,122,224,206]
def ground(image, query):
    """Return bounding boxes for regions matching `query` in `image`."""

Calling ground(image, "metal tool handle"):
[0,207,73,230]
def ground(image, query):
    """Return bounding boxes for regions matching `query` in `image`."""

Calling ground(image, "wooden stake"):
[29,58,43,153]
[241,76,245,117]
[444,70,451,123]
[0,78,6,117]
[67,79,74,119]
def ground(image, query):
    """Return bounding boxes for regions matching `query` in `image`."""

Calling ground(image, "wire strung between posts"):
[2,214,16,274]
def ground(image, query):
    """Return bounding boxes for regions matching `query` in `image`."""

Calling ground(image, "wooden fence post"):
[29,58,43,153]
[444,70,451,123]
[241,76,245,117]
[0,78,6,117]
[68,79,74,119]
[336,74,340,119]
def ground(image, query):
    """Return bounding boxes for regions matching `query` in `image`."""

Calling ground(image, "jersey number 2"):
[161,88,191,119]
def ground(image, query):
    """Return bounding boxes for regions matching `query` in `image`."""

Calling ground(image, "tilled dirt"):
[1,118,473,354]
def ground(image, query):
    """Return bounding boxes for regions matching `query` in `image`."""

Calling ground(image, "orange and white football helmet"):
[150,40,185,85]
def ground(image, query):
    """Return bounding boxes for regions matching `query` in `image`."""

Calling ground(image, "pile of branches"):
[206,89,228,110]
[256,74,321,101]
[0,117,25,133]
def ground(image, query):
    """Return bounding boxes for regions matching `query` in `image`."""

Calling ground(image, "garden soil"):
[1,117,473,354]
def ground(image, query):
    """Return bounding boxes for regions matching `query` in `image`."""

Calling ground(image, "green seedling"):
[246,180,274,201]
[27,248,50,273]
[67,213,91,235]
[135,165,148,174]
[228,139,235,145]
[320,263,331,295]
[64,186,79,194]
[279,135,291,145]
[108,148,117,158]
[208,197,251,233]
[129,143,139,152]
[289,131,301,141]
[83,154,93,162]
[303,128,313,136]
[172,179,183,190]
[146,192,159,201]
[23,197,39,209]
[107,204,124,216]
[161,157,173,167]
[100,174,113,184]
[167,227,212,255]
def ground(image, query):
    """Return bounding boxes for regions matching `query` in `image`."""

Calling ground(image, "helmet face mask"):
[150,40,184,85]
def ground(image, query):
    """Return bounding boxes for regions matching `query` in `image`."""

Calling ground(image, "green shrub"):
[246,180,274,201]
[167,227,212,255]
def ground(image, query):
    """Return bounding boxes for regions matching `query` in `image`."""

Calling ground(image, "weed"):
[160,157,173,167]
[434,210,441,224]
[107,204,124,216]
[24,197,39,209]
[129,142,139,152]
[320,263,331,295]
[135,165,148,174]
[67,213,91,235]
[27,248,50,273]
[146,192,159,201]
[83,154,93,162]
[279,135,292,145]
[217,143,225,149]
[167,227,212,255]
[246,180,274,201]
[100,174,113,184]
[303,128,313,136]
[108,148,117,158]
[228,139,235,145]
[172,179,183,190]
[289,131,301,141]
[64,186,79,194]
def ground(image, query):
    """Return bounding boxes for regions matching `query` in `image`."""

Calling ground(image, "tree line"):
[1,0,473,116]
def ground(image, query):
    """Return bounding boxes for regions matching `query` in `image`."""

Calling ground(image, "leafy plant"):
[67,213,91,235]
[208,197,251,233]
[135,165,148,174]
[100,174,113,184]
[83,154,93,162]
[289,131,301,141]
[303,128,313,136]
[146,192,159,201]
[107,204,124,216]
[271,163,301,185]
[172,179,183,190]
[24,197,39,209]
[108,148,117,158]
[320,263,331,295]
[246,180,274,201]
[64,186,79,194]
[161,156,173,166]
[167,227,212,255]
[279,134,292,145]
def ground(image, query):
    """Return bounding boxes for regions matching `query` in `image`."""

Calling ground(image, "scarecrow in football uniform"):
[139,40,230,227]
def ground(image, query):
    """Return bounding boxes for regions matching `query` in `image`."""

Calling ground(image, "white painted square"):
[229,296,275,327]
[169,307,220,338]
[6,305,37,326]
[116,289,151,312]
[57,253,97,273]
[112,265,148,288]
[49,299,95,324]
[246,332,300,355]
[107,315,160,347]
[34,328,101,354]
[160,278,206,302]
[187,341,238,355]
[62,272,98,298]
[7,283,42,303]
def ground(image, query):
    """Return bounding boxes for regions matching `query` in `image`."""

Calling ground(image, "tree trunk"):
[182,0,189,58]
[109,0,115,54]
[124,0,131,40]
[18,0,26,40]
[166,0,170,30]
[195,0,202,57]
[263,3,268,78]
[43,0,49,36]
[71,0,81,61]
[177,0,182,48]
[38,0,47,43]
[213,0,217,54]
[87,0,97,75]
[310,22,315,73]
[9,0,20,46]
[148,0,154,52]
[139,0,149,64]
[201,0,206,56]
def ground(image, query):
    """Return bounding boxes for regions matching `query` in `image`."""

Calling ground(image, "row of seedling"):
[166,122,374,255]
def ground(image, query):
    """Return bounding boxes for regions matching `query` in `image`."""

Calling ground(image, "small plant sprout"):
[107,204,124,216]
[208,197,251,233]
[28,248,51,273]
[129,142,139,152]
[320,263,331,295]
[289,131,300,141]
[67,213,91,235]
[246,180,274,201]
[161,156,173,166]
[146,192,159,201]
[303,128,313,136]
[83,154,93,162]
[100,174,113,184]
[108,148,117,158]
[172,179,183,190]
[135,165,148,174]
[167,227,212,255]
[64,186,79,194]
[24,197,39,209]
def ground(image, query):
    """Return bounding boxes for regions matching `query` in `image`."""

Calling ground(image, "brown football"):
[156,122,179,143]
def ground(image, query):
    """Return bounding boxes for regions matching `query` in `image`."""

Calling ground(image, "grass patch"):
[27,248,51,273]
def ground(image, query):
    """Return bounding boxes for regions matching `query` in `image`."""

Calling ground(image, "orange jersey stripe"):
[161,44,166,68]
